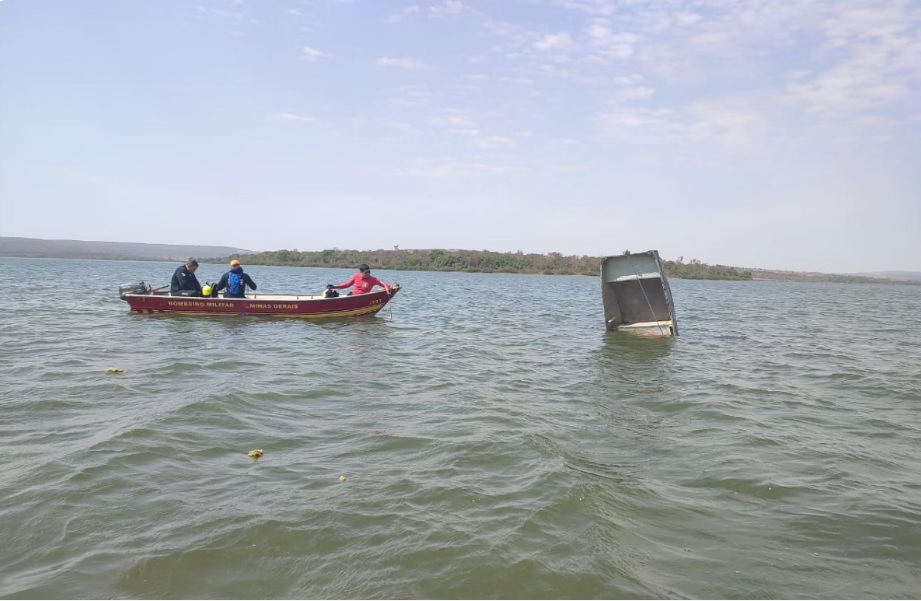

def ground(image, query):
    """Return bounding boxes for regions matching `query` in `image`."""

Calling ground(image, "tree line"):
[210,248,756,280]
[211,247,919,284]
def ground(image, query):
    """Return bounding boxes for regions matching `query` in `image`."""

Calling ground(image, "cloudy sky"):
[1,0,919,272]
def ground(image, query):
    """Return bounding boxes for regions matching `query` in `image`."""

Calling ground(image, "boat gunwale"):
[120,286,399,317]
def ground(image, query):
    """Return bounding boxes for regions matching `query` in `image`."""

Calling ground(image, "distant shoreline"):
[3,237,919,285]
[0,236,254,263]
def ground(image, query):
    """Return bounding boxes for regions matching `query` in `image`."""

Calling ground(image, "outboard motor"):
[119,281,151,300]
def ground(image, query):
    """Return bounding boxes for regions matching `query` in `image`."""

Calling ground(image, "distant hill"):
[854,271,921,282]
[0,237,255,262]
[748,268,921,285]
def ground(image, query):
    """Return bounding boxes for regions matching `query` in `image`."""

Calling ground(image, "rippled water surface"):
[1,257,920,599]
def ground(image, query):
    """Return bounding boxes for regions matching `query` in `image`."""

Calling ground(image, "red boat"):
[118,282,400,318]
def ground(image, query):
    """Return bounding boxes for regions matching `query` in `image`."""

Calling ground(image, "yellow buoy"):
[106,367,124,373]
[339,475,347,481]
[247,449,264,459]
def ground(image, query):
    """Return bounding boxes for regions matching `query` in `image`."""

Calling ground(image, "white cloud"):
[301,46,331,62]
[476,136,514,148]
[269,112,314,123]
[785,66,909,115]
[601,106,675,131]
[822,3,914,47]
[432,110,479,136]
[684,98,776,152]
[611,85,655,102]
[396,158,512,178]
[674,11,702,27]
[585,22,610,41]
[195,6,243,20]
[428,110,517,151]
[430,1,464,17]
[377,57,430,70]
[385,85,439,107]
[778,2,920,118]
[386,4,420,24]
[551,0,616,17]
[534,32,573,50]
[599,96,776,154]
[586,25,639,60]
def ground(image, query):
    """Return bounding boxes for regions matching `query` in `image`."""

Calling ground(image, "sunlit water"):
[1,257,919,599]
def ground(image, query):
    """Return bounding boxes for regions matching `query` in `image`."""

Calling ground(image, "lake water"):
[1,257,919,599]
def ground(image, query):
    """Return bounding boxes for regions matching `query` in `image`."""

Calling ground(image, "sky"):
[1,0,919,273]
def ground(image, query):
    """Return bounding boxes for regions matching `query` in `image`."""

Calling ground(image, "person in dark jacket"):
[170,258,203,296]
[213,259,257,298]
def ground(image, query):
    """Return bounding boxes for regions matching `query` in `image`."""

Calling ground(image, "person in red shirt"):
[328,264,392,296]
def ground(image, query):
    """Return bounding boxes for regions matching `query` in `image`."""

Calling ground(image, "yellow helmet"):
[202,284,213,297]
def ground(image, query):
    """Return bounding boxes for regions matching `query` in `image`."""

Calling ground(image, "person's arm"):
[369,275,390,294]
[170,269,181,294]
[330,275,357,290]
[213,273,228,292]
[245,274,257,290]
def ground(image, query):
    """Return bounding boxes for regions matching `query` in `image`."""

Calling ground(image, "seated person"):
[327,263,392,296]
[170,258,203,296]
[213,259,257,298]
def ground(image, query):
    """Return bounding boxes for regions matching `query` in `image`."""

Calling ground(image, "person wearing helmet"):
[170,257,204,296]
[213,259,257,298]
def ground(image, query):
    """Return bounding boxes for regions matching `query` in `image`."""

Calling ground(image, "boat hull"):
[601,251,678,336]
[121,287,399,319]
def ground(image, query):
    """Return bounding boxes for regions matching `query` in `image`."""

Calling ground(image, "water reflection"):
[598,332,675,362]
[589,333,676,404]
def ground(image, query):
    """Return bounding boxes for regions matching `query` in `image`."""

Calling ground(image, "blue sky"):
[1,0,919,273]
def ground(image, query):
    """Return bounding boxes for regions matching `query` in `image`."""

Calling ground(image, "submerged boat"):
[118,282,400,318]
[601,250,678,336]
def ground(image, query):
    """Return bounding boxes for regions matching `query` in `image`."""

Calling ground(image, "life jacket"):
[228,271,244,296]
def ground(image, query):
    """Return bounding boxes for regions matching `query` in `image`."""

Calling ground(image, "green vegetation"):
[211,248,756,280]
[747,269,905,284]
[209,248,919,284]
[663,257,752,280]
[1,235,914,283]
